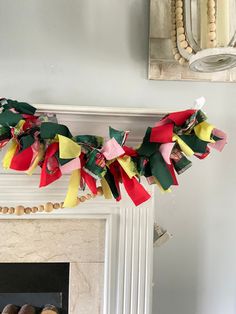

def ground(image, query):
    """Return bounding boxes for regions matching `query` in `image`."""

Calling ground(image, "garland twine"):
[0,98,227,215]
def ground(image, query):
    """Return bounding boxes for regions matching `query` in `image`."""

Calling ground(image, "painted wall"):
[0,1,235,314]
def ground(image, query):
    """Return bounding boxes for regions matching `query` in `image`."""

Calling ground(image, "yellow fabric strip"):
[172,134,194,157]
[26,144,44,175]
[117,155,137,179]
[58,135,81,159]
[15,120,25,133]
[194,121,215,143]
[101,177,112,199]
[63,169,81,208]
[2,140,18,169]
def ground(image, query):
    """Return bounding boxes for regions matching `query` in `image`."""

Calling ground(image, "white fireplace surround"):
[0,105,164,314]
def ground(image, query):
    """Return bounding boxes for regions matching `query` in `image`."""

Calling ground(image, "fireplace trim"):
[0,192,154,314]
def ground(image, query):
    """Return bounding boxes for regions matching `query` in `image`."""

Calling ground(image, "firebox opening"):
[0,263,69,314]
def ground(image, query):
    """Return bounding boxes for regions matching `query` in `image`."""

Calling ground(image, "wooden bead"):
[209,40,217,48]
[176,13,183,21]
[9,207,15,214]
[178,34,185,42]
[177,27,184,35]
[208,32,216,40]
[38,205,45,212]
[185,46,193,54]
[2,207,9,214]
[60,202,64,208]
[208,8,216,15]
[209,23,216,32]
[174,53,181,61]
[180,40,188,48]
[45,202,54,212]
[53,203,60,209]
[179,57,186,65]
[0,207,2,213]
[208,15,216,22]
[176,7,183,15]
[97,186,103,196]
[79,196,86,202]
[24,207,32,214]
[208,0,215,8]
[176,1,183,8]
[176,21,184,28]
[15,206,25,216]
[32,206,38,213]
[86,194,92,200]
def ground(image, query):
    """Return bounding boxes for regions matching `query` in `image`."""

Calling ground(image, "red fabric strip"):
[122,146,138,157]
[120,167,151,206]
[10,146,33,171]
[81,169,97,195]
[150,123,174,143]
[40,142,62,187]
[168,110,196,126]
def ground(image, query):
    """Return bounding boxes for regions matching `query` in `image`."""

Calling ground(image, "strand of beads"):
[0,186,104,216]
[207,0,217,48]
[171,0,194,65]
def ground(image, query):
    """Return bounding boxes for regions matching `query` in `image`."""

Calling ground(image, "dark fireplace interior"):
[0,263,69,314]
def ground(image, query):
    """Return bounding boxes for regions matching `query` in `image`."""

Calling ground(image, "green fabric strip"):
[74,135,104,149]
[55,152,73,166]
[85,149,106,177]
[40,122,72,139]
[0,126,11,140]
[109,127,125,145]
[196,110,207,123]
[20,134,35,151]
[5,99,36,115]
[172,155,192,175]
[150,151,174,190]
[180,134,209,153]
[136,127,158,157]
[0,110,22,127]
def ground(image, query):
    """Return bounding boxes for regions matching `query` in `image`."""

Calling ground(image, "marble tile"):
[0,219,105,313]
[70,263,104,314]
[0,219,105,262]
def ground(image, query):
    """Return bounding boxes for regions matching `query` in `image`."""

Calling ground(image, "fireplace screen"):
[0,263,69,314]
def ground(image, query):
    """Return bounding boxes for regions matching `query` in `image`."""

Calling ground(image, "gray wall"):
[0,1,236,314]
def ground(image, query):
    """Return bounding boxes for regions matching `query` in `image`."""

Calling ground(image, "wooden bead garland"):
[207,0,217,48]
[171,0,194,65]
[0,186,104,216]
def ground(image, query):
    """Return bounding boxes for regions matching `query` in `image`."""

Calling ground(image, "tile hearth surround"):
[0,219,105,314]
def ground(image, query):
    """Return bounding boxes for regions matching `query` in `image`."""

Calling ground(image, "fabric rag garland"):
[0,98,227,208]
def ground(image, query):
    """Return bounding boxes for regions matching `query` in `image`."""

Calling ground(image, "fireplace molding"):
[0,105,163,314]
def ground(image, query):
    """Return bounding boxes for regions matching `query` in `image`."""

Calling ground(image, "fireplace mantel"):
[0,105,164,314]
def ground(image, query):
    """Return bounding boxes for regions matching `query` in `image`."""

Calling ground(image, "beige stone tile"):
[69,262,104,314]
[0,219,105,263]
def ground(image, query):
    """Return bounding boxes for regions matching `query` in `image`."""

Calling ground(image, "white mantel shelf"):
[35,103,166,117]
